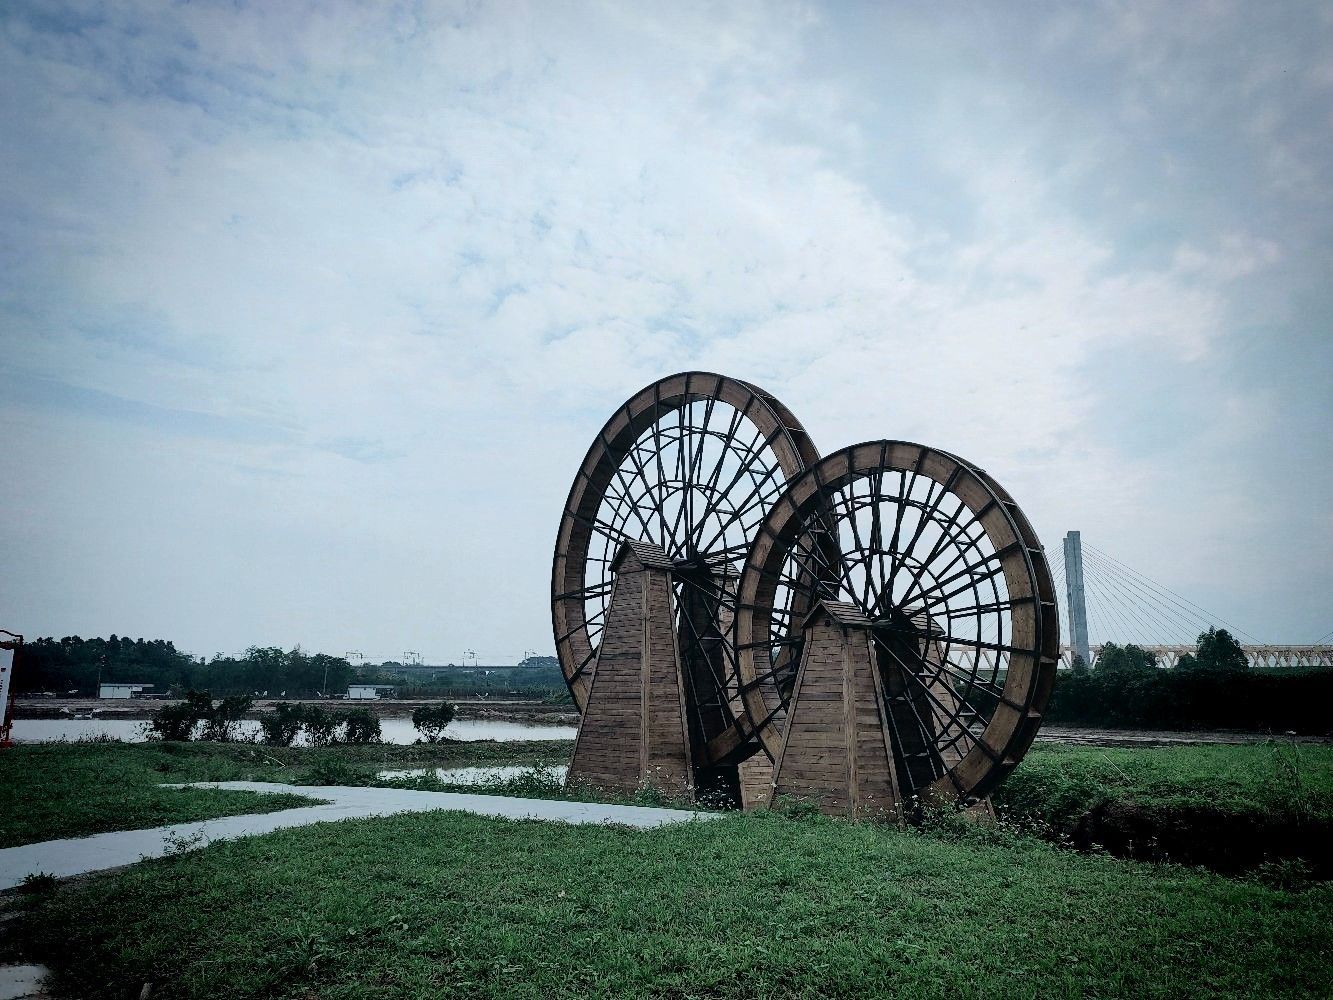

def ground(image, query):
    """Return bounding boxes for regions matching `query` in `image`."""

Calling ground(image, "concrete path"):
[0,782,718,891]
[0,964,47,1000]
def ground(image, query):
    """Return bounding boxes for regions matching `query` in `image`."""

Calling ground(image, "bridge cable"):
[1082,542,1263,643]
[1081,548,1212,645]
[1080,550,1180,645]
[1083,548,1224,646]
[1081,557,1147,646]
[1084,547,1247,647]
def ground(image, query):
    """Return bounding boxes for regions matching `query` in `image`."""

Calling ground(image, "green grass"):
[996,742,1333,829]
[0,739,572,847]
[17,808,1333,999]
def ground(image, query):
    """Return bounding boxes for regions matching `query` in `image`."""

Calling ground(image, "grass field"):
[998,742,1333,822]
[0,739,572,847]
[15,807,1333,999]
[5,740,1333,997]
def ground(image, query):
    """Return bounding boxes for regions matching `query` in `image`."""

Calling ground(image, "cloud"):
[2,0,1329,654]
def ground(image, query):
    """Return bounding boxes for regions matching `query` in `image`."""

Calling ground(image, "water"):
[377,764,570,785]
[10,718,577,745]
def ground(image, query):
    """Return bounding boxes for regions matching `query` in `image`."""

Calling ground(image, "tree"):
[201,695,253,742]
[413,702,457,743]
[1189,627,1248,672]
[300,705,339,746]
[1095,642,1158,673]
[1070,653,1088,675]
[339,708,382,744]
[259,702,304,746]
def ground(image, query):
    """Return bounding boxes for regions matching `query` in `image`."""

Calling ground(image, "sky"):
[2,0,1330,663]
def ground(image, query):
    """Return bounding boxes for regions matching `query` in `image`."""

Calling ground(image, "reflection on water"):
[378,764,570,784]
[11,717,577,745]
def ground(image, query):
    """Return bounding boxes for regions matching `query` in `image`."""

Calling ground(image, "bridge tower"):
[1063,531,1092,667]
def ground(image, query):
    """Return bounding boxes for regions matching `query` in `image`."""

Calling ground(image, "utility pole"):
[1063,530,1092,667]
[337,651,365,698]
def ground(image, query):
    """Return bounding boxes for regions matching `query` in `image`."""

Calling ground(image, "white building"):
[98,683,151,699]
[346,684,397,700]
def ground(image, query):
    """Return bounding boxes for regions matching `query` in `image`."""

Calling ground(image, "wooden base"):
[769,601,903,819]
[768,600,978,820]
[566,542,693,798]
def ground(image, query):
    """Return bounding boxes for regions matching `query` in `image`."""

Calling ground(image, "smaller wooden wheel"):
[735,441,1059,806]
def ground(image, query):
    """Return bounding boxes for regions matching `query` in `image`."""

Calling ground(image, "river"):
[10,718,578,744]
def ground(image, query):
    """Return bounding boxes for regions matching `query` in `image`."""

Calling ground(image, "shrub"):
[259,702,304,746]
[412,702,457,743]
[338,708,381,744]
[1044,667,1333,733]
[147,690,214,741]
[300,705,339,747]
[201,695,253,742]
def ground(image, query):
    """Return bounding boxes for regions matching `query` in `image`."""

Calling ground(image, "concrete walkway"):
[0,782,719,891]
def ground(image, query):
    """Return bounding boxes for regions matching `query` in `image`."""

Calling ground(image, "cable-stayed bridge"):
[1051,531,1333,670]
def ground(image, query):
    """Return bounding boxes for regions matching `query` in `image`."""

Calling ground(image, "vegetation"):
[0,740,571,847]
[994,742,1333,876]
[17,635,566,699]
[17,636,356,698]
[371,660,567,699]
[146,696,385,745]
[147,691,254,742]
[0,742,316,848]
[1040,626,1329,732]
[412,702,457,742]
[1045,665,1333,731]
[16,806,1333,999]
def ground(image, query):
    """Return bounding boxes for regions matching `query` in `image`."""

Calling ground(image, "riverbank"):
[13,696,578,724]
[5,740,1331,878]
[0,740,572,848]
[11,803,1333,999]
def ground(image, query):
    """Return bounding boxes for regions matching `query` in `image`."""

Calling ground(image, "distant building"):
[99,683,152,699]
[346,684,397,700]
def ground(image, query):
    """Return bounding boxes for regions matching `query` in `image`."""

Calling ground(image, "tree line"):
[1047,628,1330,733]
[17,636,355,697]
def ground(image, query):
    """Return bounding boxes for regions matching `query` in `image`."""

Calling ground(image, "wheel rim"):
[735,440,1059,801]
[552,372,820,726]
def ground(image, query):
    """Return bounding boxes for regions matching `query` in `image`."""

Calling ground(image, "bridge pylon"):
[1063,531,1091,667]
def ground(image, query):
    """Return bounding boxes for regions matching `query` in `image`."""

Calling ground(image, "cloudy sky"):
[2,0,1330,662]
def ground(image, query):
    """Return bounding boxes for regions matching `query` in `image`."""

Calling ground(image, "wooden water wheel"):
[733,441,1059,814]
[552,372,820,797]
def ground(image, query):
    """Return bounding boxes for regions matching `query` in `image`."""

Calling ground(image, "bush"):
[338,708,381,744]
[300,706,338,747]
[201,695,253,742]
[148,699,203,742]
[412,702,457,743]
[259,702,304,746]
[147,691,213,741]
[1044,668,1333,733]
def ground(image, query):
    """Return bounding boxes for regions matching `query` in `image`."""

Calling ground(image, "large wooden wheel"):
[551,372,820,744]
[735,441,1059,803]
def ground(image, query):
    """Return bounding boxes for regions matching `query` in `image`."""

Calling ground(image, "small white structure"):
[346,684,397,700]
[99,683,151,699]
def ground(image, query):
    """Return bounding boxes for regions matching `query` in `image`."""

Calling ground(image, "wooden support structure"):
[770,601,904,819]
[566,541,693,798]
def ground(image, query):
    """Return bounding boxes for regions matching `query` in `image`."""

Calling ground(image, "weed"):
[18,871,57,896]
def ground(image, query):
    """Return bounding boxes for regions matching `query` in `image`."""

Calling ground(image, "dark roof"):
[610,539,675,572]
[801,599,874,631]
